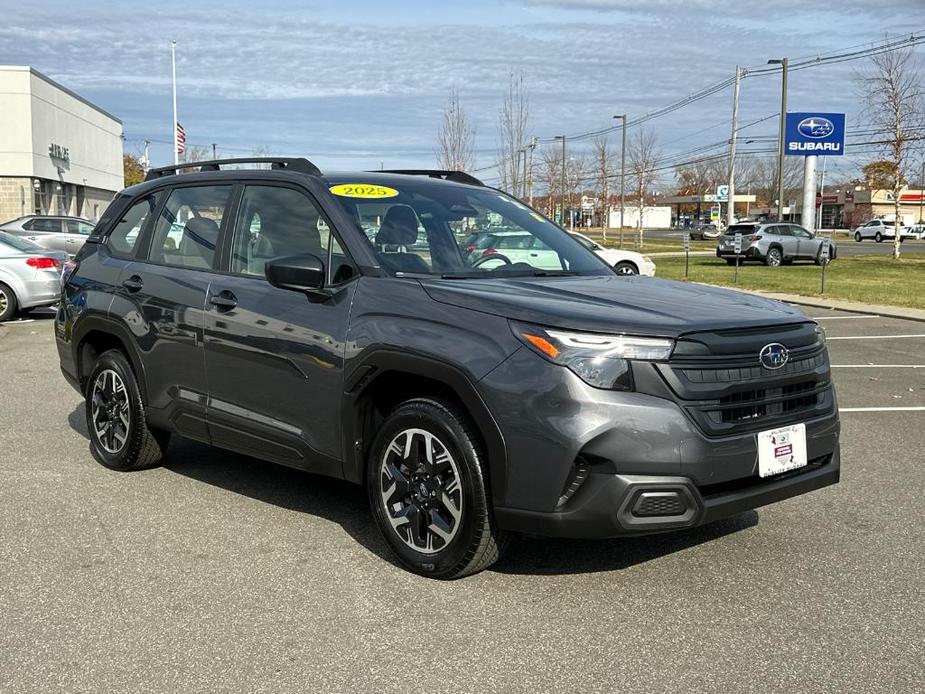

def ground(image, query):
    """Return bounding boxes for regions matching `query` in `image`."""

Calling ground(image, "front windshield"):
[329,180,610,278]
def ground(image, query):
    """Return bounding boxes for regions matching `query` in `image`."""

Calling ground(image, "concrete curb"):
[732,289,925,323]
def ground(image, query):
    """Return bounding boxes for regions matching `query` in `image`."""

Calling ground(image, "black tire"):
[367,398,508,579]
[0,282,18,322]
[765,247,783,267]
[85,349,170,471]
[725,258,738,266]
[854,231,862,242]
[875,232,882,243]
[614,261,638,275]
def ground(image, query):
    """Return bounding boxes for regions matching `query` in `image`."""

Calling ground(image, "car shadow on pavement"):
[491,512,758,576]
[67,405,759,576]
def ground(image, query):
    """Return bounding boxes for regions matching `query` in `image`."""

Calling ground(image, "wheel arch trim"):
[341,348,508,504]
[71,314,149,402]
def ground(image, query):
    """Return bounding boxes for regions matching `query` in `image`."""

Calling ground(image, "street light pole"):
[919,159,924,224]
[768,57,788,222]
[613,115,627,240]
[527,137,537,207]
[555,135,566,227]
[727,67,742,228]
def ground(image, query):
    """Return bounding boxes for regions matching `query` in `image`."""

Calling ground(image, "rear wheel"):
[614,261,638,275]
[0,282,17,322]
[875,232,883,243]
[367,398,508,579]
[85,349,170,471]
[765,247,783,267]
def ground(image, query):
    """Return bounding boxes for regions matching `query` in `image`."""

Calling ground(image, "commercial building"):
[0,66,123,224]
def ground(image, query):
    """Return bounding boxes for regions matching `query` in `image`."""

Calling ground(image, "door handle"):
[209,290,237,311]
[122,275,143,292]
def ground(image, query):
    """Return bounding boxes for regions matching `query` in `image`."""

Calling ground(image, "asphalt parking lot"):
[1,307,923,693]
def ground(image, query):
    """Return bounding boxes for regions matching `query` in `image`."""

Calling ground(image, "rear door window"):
[30,218,62,232]
[148,186,231,269]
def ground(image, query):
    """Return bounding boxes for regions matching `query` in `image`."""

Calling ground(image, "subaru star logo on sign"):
[785,112,845,156]
[759,343,790,370]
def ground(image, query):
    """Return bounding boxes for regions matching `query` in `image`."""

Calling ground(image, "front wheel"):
[854,231,862,242]
[765,248,783,267]
[85,349,170,471]
[614,261,638,275]
[367,398,508,579]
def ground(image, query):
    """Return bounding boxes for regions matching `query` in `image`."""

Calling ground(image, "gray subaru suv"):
[717,222,837,266]
[56,158,840,578]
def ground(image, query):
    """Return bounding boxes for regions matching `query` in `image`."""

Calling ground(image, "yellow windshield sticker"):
[329,183,398,199]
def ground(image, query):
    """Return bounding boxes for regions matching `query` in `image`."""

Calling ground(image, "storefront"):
[0,65,123,224]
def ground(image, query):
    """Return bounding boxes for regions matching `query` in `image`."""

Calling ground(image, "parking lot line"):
[827,334,925,340]
[840,406,925,412]
[810,315,879,320]
[831,364,925,368]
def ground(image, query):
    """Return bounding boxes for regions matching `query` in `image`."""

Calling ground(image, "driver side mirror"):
[265,254,326,294]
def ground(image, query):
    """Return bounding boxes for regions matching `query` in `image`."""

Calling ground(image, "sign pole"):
[733,232,742,285]
[801,155,817,232]
[683,232,690,278]
[171,40,179,166]
[820,237,830,294]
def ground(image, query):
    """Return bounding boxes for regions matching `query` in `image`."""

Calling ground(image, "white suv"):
[853,219,915,242]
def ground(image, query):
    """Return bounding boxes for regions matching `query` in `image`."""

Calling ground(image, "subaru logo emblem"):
[797,117,834,139]
[759,343,790,370]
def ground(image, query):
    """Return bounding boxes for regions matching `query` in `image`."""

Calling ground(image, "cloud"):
[0,0,916,177]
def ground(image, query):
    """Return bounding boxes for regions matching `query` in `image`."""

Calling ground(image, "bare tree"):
[627,127,661,246]
[497,72,530,195]
[592,135,612,234]
[857,44,925,258]
[537,145,562,217]
[565,152,589,229]
[436,88,475,172]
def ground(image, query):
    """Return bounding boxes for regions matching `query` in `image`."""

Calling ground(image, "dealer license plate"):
[757,423,807,478]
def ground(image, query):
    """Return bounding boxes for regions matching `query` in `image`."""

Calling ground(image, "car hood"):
[421,275,808,336]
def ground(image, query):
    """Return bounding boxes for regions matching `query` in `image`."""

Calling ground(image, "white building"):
[608,205,672,229]
[0,66,123,224]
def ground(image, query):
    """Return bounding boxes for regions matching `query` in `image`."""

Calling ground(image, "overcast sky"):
[2,0,923,186]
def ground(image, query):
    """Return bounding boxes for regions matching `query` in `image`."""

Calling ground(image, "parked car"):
[0,230,68,321]
[568,232,656,275]
[57,158,840,578]
[0,215,95,256]
[717,222,837,266]
[692,223,722,240]
[852,218,915,243]
[909,223,925,240]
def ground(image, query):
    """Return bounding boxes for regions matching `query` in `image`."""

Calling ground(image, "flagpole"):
[171,40,178,166]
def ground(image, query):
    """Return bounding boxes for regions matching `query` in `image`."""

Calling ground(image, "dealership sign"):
[785,113,845,156]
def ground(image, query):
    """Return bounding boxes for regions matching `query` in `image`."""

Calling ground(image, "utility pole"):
[555,135,566,227]
[727,67,743,228]
[142,140,150,172]
[614,114,627,241]
[212,143,217,159]
[527,137,537,207]
[171,40,178,166]
[768,57,788,221]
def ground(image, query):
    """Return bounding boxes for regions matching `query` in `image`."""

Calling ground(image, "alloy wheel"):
[378,428,463,554]
[91,369,130,454]
[0,288,7,315]
[768,249,782,266]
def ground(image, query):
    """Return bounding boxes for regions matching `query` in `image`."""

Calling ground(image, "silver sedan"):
[0,231,68,322]
[0,215,95,256]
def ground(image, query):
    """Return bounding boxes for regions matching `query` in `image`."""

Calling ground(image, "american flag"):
[176,122,186,155]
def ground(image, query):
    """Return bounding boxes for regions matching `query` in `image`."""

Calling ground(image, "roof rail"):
[376,169,485,187]
[144,157,322,181]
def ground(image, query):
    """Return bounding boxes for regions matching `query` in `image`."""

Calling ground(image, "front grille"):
[657,324,834,437]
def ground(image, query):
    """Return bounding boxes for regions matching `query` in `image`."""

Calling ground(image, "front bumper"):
[495,448,839,538]
[479,346,840,539]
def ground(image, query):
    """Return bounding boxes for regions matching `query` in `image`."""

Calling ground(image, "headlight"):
[814,323,826,345]
[512,322,674,390]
